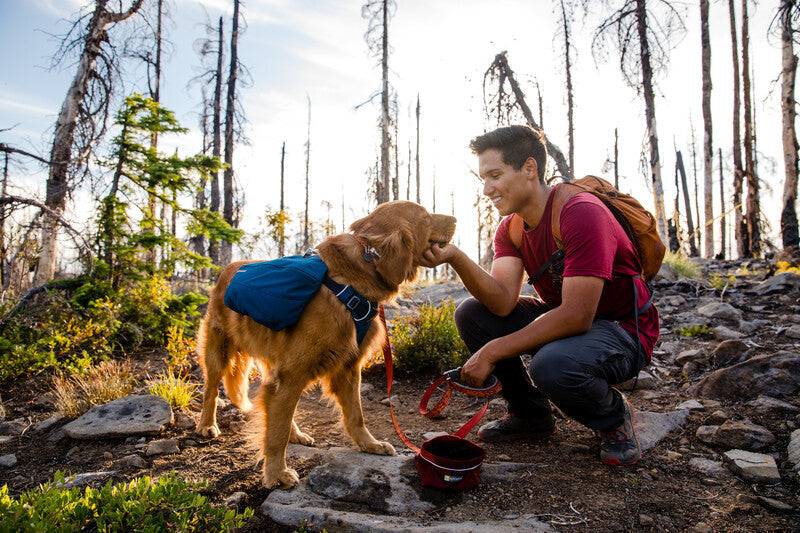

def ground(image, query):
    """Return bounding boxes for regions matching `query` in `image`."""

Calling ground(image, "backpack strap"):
[526,184,583,284]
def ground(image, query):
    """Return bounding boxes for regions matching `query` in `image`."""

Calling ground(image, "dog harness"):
[223,252,378,344]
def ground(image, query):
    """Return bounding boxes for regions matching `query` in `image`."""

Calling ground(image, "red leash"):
[379,306,502,449]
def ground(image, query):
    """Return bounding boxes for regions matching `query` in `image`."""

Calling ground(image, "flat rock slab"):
[263,445,554,532]
[723,449,781,484]
[63,395,173,439]
[636,410,689,451]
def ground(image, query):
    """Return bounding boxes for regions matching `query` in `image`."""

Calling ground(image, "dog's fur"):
[196,201,456,488]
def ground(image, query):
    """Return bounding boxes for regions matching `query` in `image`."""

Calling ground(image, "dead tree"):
[776,0,800,249]
[742,0,760,255]
[676,150,699,256]
[415,94,421,204]
[362,0,396,205]
[590,0,686,242]
[280,141,287,257]
[557,0,576,171]
[728,0,747,256]
[34,0,144,285]
[701,0,714,258]
[483,52,573,181]
[719,148,726,257]
[221,0,242,266]
[304,95,311,251]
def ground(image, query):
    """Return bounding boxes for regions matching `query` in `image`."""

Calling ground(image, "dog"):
[196,200,457,489]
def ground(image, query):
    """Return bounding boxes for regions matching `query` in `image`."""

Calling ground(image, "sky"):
[0,0,789,263]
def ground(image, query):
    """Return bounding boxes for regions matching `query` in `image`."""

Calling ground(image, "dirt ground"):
[1,338,798,533]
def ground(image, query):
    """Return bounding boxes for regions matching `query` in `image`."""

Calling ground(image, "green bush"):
[390,299,470,373]
[663,251,699,278]
[677,324,713,337]
[0,471,252,532]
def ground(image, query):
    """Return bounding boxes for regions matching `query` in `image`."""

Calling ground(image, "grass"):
[663,251,699,278]
[52,359,134,418]
[148,369,199,409]
[677,324,713,337]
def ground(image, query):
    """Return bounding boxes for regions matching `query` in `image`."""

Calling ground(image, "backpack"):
[509,175,665,283]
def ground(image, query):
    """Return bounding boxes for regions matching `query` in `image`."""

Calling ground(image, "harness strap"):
[321,274,378,344]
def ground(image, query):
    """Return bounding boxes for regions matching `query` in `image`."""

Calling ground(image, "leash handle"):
[381,306,420,453]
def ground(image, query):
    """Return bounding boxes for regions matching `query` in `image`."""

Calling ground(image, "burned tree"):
[701,0,714,258]
[590,0,686,242]
[556,0,576,171]
[728,0,747,257]
[34,0,144,285]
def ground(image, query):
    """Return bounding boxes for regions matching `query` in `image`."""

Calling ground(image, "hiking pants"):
[454,296,647,431]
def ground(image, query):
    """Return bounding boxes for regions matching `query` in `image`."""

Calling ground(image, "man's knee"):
[454,297,485,332]
[528,343,583,394]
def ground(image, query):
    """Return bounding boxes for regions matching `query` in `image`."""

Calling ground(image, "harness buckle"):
[346,295,361,310]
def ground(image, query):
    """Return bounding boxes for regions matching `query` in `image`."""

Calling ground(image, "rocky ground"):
[1,257,799,532]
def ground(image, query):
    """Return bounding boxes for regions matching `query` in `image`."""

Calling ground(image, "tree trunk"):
[741,0,759,256]
[221,0,240,266]
[701,0,714,258]
[1,153,8,289]
[304,95,311,251]
[147,0,165,269]
[560,0,575,172]
[635,0,667,242]
[393,95,399,201]
[378,0,391,205]
[728,0,747,257]
[208,16,224,266]
[781,3,799,249]
[34,0,143,285]
[614,128,619,190]
[676,150,698,257]
[719,148,726,258]
[415,94,421,204]
[280,141,286,257]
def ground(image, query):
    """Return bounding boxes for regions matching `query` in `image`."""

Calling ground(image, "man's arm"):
[420,244,523,316]
[459,274,605,387]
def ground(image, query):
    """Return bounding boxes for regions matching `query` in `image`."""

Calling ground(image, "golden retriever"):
[196,201,456,489]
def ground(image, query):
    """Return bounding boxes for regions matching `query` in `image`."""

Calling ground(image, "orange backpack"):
[509,175,665,283]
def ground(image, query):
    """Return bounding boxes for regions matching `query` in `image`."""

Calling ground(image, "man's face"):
[478,149,535,217]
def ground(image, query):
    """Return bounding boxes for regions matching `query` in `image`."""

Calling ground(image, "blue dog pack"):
[223,254,378,344]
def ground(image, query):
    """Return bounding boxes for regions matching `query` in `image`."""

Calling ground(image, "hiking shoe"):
[477,413,557,443]
[598,395,641,466]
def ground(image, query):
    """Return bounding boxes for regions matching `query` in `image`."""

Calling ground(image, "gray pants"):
[454,296,647,431]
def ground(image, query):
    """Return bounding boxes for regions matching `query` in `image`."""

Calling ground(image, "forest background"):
[0,0,793,283]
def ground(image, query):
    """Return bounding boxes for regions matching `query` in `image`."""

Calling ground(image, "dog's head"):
[350,201,457,288]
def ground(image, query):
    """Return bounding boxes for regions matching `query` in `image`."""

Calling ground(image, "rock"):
[656,263,679,282]
[422,431,448,441]
[713,325,743,341]
[785,325,800,339]
[710,340,748,367]
[723,450,781,484]
[676,400,704,410]
[636,410,689,451]
[360,383,375,395]
[33,414,64,433]
[705,410,729,425]
[695,420,776,451]
[688,457,729,477]
[113,454,147,469]
[55,471,116,489]
[690,351,800,400]
[697,302,742,321]
[754,272,800,295]
[225,491,248,509]
[380,396,399,405]
[173,412,196,430]
[615,370,657,390]
[748,395,800,415]
[788,429,800,472]
[0,418,27,436]
[639,514,655,526]
[690,522,713,533]
[0,454,17,468]
[63,395,174,439]
[145,438,180,456]
[675,349,706,366]
[756,496,795,513]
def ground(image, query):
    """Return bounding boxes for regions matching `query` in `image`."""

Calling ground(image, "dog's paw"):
[359,440,396,456]
[196,424,220,438]
[263,467,300,490]
[289,429,315,446]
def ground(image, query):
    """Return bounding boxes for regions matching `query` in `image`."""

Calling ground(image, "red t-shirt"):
[493,185,659,357]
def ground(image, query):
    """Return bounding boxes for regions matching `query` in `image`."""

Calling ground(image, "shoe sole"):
[477,426,558,443]
[602,398,641,466]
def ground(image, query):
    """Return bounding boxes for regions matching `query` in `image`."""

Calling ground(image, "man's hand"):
[460,341,500,388]
[419,243,458,268]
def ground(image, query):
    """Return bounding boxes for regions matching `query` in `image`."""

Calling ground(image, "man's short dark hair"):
[469,125,548,181]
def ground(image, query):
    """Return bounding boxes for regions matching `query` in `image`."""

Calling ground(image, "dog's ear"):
[351,213,416,288]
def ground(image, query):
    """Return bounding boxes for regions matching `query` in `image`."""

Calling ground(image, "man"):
[420,125,659,465]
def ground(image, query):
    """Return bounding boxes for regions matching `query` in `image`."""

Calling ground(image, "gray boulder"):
[723,450,781,484]
[697,302,742,321]
[754,272,800,295]
[695,420,776,451]
[689,352,800,400]
[63,395,174,439]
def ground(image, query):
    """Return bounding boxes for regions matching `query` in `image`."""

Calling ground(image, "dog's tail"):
[222,349,254,412]
[197,316,254,412]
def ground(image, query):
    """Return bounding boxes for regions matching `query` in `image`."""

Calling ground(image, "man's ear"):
[524,157,539,181]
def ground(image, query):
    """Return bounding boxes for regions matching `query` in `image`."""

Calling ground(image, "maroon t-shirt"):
[493,185,659,357]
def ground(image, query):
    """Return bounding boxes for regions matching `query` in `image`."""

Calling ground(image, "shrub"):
[663,252,699,278]
[390,299,470,373]
[677,324,713,337]
[707,273,735,291]
[53,359,135,418]
[0,471,253,532]
[776,261,800,275]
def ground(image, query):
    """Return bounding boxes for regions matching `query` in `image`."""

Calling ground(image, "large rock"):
[689,352,800,400]
[723,450,781,484]
[63,395,174,439]
[695,420,776,451]
[789,429,800,473]
[262,445,555,532]
[636,410,689,451]
[754,272,800,295]
[696,302,742,321]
